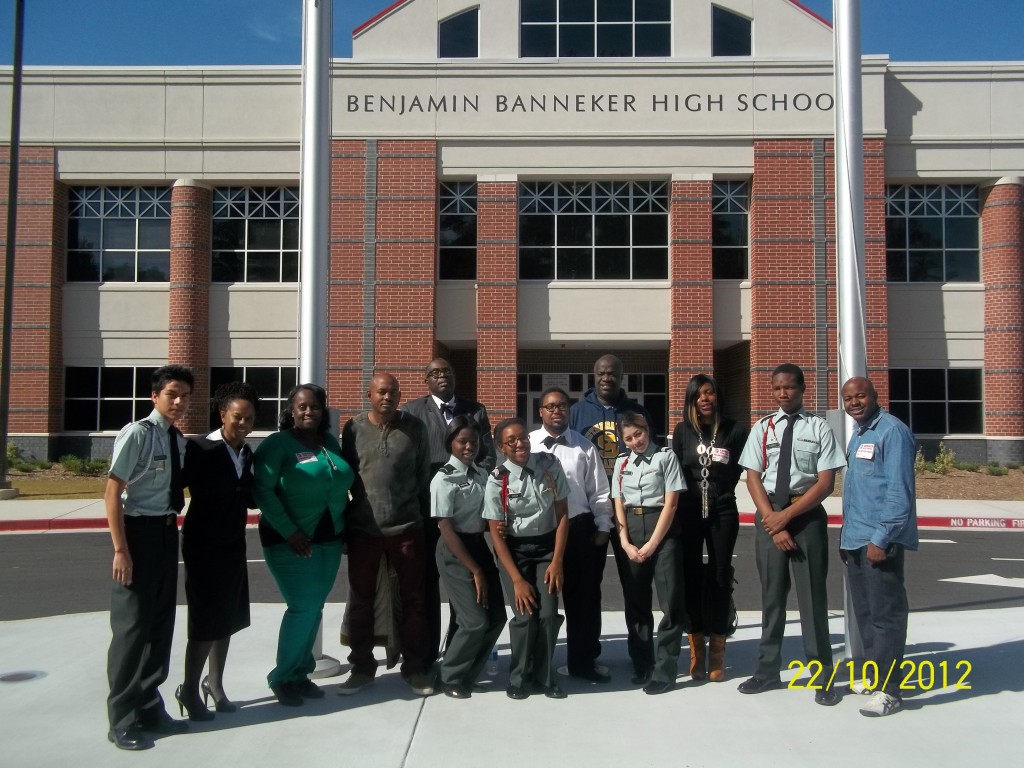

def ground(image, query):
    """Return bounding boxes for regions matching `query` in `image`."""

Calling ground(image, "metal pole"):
[299,0,339,677]
[834,0,867,662]
[0,0,26,493]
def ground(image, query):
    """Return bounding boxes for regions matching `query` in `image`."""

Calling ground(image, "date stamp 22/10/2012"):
[786,659,972,692]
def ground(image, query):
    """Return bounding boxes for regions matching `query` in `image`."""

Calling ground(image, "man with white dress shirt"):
[530,386,614,683]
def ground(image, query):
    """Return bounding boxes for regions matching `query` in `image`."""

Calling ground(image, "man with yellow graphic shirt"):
[570,354,655,682]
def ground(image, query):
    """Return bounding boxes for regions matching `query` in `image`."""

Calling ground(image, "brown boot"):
[708,634,727,682]
[688,633,706,680]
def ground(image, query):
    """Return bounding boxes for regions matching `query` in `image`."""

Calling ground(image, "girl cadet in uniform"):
[672,375,748,682]
[430,416,506,699]
[612,410,687,695]
[483,418,570,701]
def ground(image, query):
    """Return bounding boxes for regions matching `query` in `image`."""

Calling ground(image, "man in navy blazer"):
[403,358,496,665]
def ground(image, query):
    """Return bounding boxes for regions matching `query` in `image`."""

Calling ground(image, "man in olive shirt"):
[339,372,434,696]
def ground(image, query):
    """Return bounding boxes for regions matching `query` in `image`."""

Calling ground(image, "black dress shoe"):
[293,679,325,699]
[137,708,189,734]
[540,684,567,699]
[505,685,530,700]
[270,682,304,707]
[737,676,782,694]
[107,725,153,751]
[815,687,841,706]
[631,669,653,686]
[569,667,612,684]
[442,684,472,699]
[643,680,675,695]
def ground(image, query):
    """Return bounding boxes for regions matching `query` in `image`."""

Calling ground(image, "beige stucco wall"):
[886,283,985,366]
[435,282,477,345]
[713,280,751,347]
[63,284,170,364]
[208,285,299,364]
[518,283,670,344]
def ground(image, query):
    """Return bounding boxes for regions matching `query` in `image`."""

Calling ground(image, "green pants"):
[264,540,342,686]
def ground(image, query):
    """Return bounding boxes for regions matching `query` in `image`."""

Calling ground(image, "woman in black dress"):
[176,381,259,720]
[671,375,748,683]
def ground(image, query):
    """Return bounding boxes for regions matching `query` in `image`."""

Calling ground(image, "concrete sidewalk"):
[4,484,1024,532]
[2,603,1021,767]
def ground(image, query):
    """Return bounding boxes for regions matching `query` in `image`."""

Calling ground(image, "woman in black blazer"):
[176,382,259,720]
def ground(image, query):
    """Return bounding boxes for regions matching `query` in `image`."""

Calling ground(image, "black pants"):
[422,516,446,665]
[107,515,179,730]
[843,544,908,697]
[563,513,607,674]
[678,505,738,635]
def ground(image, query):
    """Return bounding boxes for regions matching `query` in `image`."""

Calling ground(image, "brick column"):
[475,180,518,422]
[981,178,1024,460]
[0,146,63,457]
[374,140,437,396]
[668,178,714,427]
[168,179,211,435]
[329,139,369,419]
[748,139,829,420]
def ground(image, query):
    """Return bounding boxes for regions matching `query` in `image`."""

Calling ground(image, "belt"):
[627,505,663,516]
[125,513,179,526]
[769,493,804,506]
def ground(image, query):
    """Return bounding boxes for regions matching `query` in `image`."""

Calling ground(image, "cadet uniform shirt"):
[483,453,569,537]
[430,454,486,534]
[109,409,181,517]
[738,407,846,495]
[611,445,686,506]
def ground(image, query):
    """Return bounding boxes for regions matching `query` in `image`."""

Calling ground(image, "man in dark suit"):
[404,358,496,666]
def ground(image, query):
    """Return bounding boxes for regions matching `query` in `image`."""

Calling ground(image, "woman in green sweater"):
[253,383,354,706]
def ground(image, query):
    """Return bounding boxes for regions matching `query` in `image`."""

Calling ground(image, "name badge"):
[856,443,876,460]
[507,492,523,499]
[295,452,318,464]
[711,448,730,464]
[457,481,471,489]
[152,456,167,472]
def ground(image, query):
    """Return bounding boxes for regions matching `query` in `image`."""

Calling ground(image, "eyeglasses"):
[503,436,529,448]
[541,403,569,412]
[426,368,453,379]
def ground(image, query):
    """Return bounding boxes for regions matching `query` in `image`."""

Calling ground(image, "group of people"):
[103,355,918,750]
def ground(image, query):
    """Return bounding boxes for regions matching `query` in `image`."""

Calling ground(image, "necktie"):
[773,414,799,507]
[542,434,567,449]
[634,454,651,466]
[168,425,185,513]
[441,403,454,422]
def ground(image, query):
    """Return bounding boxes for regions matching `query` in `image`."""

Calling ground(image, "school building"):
[1,0,1022,461]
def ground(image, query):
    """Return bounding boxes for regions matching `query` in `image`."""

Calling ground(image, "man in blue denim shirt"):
[840,377,918,718]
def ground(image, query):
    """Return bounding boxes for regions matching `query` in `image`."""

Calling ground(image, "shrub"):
[7,442,21,463]
[86,458,109,475]
[914,446,927,475]
[30,459,53,470]
[1006,462,1021,470]
[954,461,979,472]
[933,442,956,475]
[59,454,86,474]
[988,465,1009,477]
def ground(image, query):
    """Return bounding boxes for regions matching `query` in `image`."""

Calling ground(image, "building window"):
[711,5,751,56]
[67,187,171,282]
[712,181,749,279]
[886,185,980,282]
[519,180,669,280]
[520,0,671,57]
[439,7,479,57]
[209,366,298,431]
[63,366,158,431]
[888,368,983,435]
[516,371,667,437]
[438,182,478,279]
[212,187,300,283]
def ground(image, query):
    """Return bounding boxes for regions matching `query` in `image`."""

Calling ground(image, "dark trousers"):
[497,533,563,689]
[843,544,908,697]
[422,517,445,664]
[621,511,685,684]
[107,515,179,730]
[679,506,739,635]
[435,533,506,687]
[347,530,429,678]
[563,512,607,674]
[753,506,832,680]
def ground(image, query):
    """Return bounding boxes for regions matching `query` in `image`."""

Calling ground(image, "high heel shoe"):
[175,684,214,721]
[201,676,237,713]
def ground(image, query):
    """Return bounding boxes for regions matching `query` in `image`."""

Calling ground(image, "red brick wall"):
[669,179,714,422]
[168,181,211,434]
[374,140,437,397]
[981,181,1024,437]
[476,181,518,421]
[0,146,63,433]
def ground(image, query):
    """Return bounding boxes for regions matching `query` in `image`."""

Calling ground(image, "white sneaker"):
[850,679,871,695]
[859,690,902,717]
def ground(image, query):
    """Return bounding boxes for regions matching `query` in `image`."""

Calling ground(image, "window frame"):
[212,187,301,284]
[888,367,984,436]
[439,7,480,58]
[711,180,750,279]
[208,365,299,432]
[885,184,980,283]
[519,0,672,58]
[63,365,159,432]
[438,181,479,280]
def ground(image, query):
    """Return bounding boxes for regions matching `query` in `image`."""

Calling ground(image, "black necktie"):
[441,403,454,421]
[168,425,185,513]
[542,434,567,449]
[773,414,799,506]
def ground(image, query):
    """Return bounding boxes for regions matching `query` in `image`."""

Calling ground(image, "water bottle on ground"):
[486,648,499,676]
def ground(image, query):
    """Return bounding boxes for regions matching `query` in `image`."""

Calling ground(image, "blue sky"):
[0,0,1021,65]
